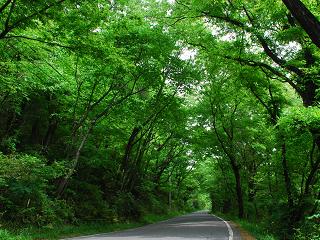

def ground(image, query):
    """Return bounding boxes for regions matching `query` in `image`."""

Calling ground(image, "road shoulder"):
[229,221,256,240]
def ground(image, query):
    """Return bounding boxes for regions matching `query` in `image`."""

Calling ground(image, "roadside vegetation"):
[4,211,185,240]
[0,211,185,240]
[215,212,277,240]
[0,0,319,239]
[235,220,276,240]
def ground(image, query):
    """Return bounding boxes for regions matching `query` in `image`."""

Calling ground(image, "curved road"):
[64,211,241,240]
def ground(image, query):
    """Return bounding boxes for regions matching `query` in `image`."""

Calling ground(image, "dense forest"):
[0,0,319,239]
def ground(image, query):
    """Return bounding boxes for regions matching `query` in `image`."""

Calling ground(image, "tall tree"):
[282,0,320,48]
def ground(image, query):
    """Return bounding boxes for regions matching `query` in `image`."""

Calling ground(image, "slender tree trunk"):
[248,177,255,202]
[56,124,93,197]
[292,135,320,224]
[247,154,257,205]
[42,118,57,155]
[210,101,244,219]
[280,140,296,236]
[281,142,294,209]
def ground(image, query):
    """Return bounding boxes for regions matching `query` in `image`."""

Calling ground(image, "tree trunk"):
[282,0,320,48]
[120,127,141,191]
[56,124,93,197]
[230,157,244,219]
[292,135,320,224]
[42,118,58,155]
[281,142,294,209]
[301,78,317,107]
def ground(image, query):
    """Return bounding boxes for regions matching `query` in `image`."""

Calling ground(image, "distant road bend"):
[64,211,241,240]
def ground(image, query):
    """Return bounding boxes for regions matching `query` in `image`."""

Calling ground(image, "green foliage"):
[279,106,320,133]
[0,153,69,225]
[114,192,143,220]
[0,230,30,240]
[67,180,114,221]
[294,221,320,240]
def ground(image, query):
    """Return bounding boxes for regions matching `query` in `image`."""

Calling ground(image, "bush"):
[114,192,142,220]
[0,153,69,225]
[294,221,320,240]
[66,180,113,221]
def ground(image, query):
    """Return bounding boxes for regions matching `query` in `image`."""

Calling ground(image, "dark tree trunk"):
[247,156,257,204]
[120,127,141,191]
[31,118,40,144]
[301,79,317,107]
[248,178,255,203]
[230,157,244,219]
[222,198,232,213]
[282,0,320,48]
[41,118,58,158]
[42,120,57,148]
[122,127,140,172]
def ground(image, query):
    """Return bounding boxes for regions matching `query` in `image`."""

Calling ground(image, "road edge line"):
[214,215,234,240]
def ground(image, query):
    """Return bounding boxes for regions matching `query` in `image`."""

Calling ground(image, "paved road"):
[64,211,241,240]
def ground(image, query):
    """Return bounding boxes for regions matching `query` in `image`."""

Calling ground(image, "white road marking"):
[214,215,234,240]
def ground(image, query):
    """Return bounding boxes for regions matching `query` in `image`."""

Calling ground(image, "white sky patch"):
[204,20,237,42]
[149,21,158,28]
[162,26,169,33]
[246,44,264,54]
[264,30,273,38]
[220,32,237,42]
[98,3,104,9]
[92,27,101,33]
[186,150,193,156]
[279,41,302,59]
[204,125,211,131]
[187,163,196,170]
[180,48,197,60]
[156,0,175,4]
[210,25,222,37]
[287,41,301,51]
[203,19,221,37]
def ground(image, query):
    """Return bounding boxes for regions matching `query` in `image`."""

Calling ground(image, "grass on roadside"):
[24,222,143,240]
[0,229,31,240]
[2,211,184,240]
[235,219,277,240]
[212,212,277,240]
[141,210,183,224]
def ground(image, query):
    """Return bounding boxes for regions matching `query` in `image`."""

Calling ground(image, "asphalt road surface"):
[64,211,241,240]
